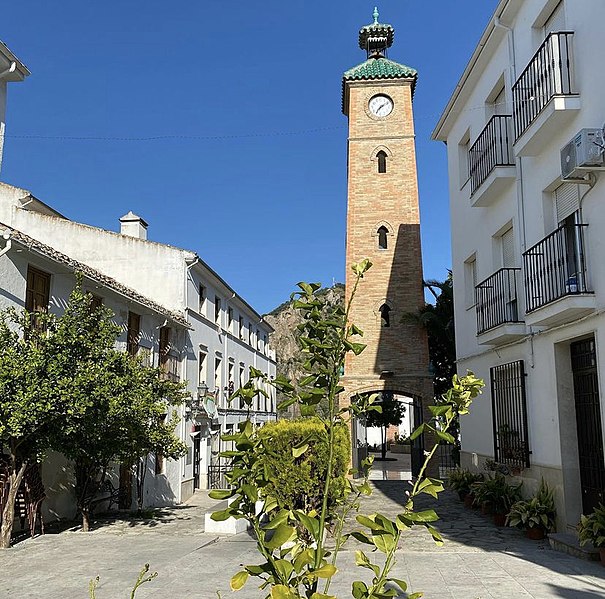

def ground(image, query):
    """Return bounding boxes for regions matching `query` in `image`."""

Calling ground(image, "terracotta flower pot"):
[481,501,493,516]
[493,512,507,527]
[525,526,545,540]
[464,493,475,509]
[458,490,467,502]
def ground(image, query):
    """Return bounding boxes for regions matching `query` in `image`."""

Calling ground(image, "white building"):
[0,183,276,503]
[433,0,605,531]
[0,40,29,174]
[0,222,190,519]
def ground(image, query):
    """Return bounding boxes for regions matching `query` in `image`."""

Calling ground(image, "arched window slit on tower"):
[377,226,388,250]
[377,150,387,173]
[379,304,391,328]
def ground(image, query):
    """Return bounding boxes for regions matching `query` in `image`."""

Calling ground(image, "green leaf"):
[310,594,337,599]
[409,423,425,440]
[352,581,368,599]
[208,489,234,500]
[265,524,296,549]
[356,514,382,531]
[312,563,337,578]
[273,560,294,581]
[270,585,296,599]
[210,509,233,521]
[371,533,396,553]
[435,430,455,444]
[292,443,309,458]
[389,578,408,592]
[427,525,444,546]
[230,571,249,591]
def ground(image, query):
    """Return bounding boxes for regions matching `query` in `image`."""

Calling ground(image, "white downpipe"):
[0,62,16,81]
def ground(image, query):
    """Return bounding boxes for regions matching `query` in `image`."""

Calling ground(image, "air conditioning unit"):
[561,128,605,179]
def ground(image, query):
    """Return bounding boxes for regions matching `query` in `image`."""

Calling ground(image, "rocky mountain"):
[264,284,344,416]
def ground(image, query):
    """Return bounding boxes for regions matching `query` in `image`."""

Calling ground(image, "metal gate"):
[411,396,424,478]
[571,337,605,514]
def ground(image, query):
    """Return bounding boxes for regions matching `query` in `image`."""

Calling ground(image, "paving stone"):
[1,474,604,598]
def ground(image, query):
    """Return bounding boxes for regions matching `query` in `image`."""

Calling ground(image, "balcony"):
[512,32,580,156]
[523,224,596,327]
[475,268,525,345]
[469,115,516,207]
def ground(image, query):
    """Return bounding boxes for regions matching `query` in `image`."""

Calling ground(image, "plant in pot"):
[448,468,483,502]
[507,479,556,540]
[578,503,605,566]
[473,473,521,523]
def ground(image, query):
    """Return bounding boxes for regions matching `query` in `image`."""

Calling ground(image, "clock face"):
[369,94,393,117]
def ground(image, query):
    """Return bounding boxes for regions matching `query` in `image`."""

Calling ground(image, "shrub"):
[507,479,556,532]
[472,473,522,513]
[257,417,350,517]
[578,503,605,548]
[448,468,483,498]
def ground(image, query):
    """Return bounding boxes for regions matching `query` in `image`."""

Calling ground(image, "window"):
[458,130,471,187]
[248,323,254,346]
[464,256,477,308]
[90,295,103,311]
[214,356,222,402]
[199,350,207,386]
[256,328,261,350]
[25,266,50,330]
[214,296,221,325]
[379,304,391,328]
[501,227,516,268]
[377,150,387,173]
[227,307,233,331]
[377,226,388,250]
[127,311,141,356]
[543,1,565,35]
[159,326,179,382]
[228,361,235,403]
[239,316,244,340]
[491,361,530,469]
[264,334,268,355]
[199,284,206,314]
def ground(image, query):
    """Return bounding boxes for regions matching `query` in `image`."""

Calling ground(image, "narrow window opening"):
[377,150,387,173]
[377,226,388,250]
[379,304,391,328]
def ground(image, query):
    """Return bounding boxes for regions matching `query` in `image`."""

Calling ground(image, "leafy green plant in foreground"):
[210,260,484,598]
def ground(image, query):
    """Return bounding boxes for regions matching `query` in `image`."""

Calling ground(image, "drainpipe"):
[0,230,12,257]
[0,62,16,81]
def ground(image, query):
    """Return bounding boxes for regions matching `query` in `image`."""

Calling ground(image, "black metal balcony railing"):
[512,31,576,140]
[469,115,514,195]
[523,224,590,313]
[475,268,522,335]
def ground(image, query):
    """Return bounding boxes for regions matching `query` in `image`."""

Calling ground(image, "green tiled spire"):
[343,58,417,82]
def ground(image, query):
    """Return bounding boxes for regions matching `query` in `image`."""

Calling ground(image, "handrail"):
[475,267,522,334]
[512,31,576,140]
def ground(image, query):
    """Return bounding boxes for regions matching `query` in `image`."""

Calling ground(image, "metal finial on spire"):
[373,6,379,24]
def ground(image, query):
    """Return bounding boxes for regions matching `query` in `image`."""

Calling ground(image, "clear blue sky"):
[2,1,498,314]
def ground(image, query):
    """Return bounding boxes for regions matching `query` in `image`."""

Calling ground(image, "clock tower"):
[341,9,433,469]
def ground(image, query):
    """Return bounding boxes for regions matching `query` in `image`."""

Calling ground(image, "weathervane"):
[373,6,379,24]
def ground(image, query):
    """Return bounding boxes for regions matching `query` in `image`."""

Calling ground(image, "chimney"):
[119,211,148,240]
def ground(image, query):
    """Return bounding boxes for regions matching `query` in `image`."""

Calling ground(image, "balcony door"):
[570,337,605,515]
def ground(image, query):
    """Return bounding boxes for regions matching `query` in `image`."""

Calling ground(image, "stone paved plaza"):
[1,460,604,599]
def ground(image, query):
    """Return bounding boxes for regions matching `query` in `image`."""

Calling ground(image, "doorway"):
[193,432,201,490]
[570,337,605,514]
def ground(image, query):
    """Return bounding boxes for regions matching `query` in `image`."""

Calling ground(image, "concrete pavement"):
[1,462,604,599]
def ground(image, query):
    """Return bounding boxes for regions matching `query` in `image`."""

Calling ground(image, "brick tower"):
[341,9,433,471]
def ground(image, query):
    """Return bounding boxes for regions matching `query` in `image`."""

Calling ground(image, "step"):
[549,532,600,561]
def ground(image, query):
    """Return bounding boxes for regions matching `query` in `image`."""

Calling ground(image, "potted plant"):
[508,479,556,539]
[578,503,605,566]
[473,473,521,524]
[448,468,483,503]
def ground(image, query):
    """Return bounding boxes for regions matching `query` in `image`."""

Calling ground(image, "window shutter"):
[555,183,580,223]
[544,1,565,34]
[501,228,515,267]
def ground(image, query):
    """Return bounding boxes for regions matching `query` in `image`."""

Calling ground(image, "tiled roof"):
[1,224,190,328]
[343,57,417,82]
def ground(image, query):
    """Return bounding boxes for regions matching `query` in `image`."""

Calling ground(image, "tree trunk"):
[0,462,27,549]
[381,426,387,460]
[81,509,90,533]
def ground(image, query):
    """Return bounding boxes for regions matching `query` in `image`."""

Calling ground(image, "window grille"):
[491,360,530,468]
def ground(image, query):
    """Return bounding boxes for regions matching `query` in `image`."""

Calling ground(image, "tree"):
[422,275,456,399]
[363,391,406,460]
[0,309,61,549]
[48,282,187,531]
